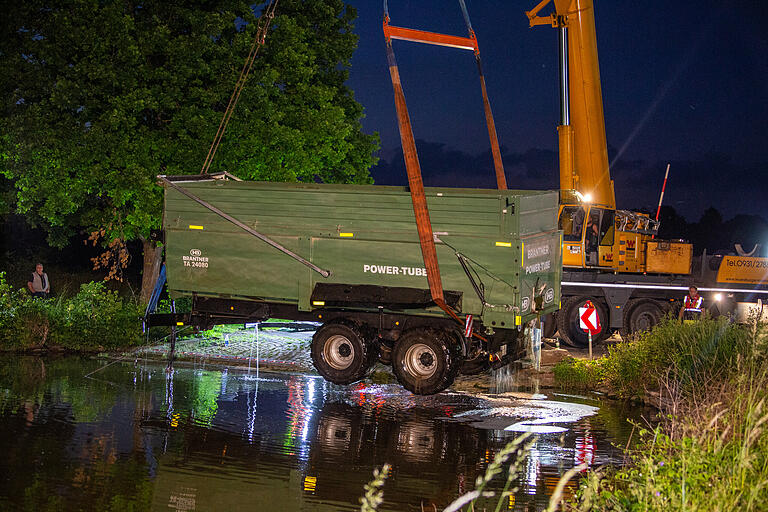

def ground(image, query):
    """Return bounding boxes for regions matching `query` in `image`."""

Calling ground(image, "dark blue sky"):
[344,0,768,220]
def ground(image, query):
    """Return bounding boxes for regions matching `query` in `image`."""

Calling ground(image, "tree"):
[691,207,725,253]
[0,0,378,302]
[656,205,689,241]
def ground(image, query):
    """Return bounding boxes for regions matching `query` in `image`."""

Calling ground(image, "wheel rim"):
[324,334,355,370]
[633,309,658,331]
[403,343,438,379]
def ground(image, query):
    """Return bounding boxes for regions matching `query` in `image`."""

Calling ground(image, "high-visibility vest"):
[684,295,703,312]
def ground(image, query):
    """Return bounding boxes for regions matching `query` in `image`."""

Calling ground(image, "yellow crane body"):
[520,0,768,345]
[528,0,689,274]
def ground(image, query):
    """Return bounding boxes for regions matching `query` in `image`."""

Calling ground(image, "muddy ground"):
[138,323,620,391]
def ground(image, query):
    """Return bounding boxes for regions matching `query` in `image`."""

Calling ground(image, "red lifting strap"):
[383,2,496,340]
[384,39,445,305]
[383,0,507,190]
[383,25,478,52]
[385,38,486,336]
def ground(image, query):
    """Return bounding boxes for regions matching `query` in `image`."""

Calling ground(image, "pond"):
[0,355,643,511]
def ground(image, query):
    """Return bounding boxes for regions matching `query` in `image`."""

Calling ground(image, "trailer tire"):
[311,321,377,385]
[622,299,664,339]
[315,403,361,458]
[557,296,610,347]
[392,328,459,395]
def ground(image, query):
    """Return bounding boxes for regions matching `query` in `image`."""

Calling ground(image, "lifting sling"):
[383,1,503,336]
[383,0,507,190]
[200,0,279,175]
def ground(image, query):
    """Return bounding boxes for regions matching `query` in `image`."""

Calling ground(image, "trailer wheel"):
[557,296,610,347]
[622,300,665,338]
[311,321,377,385]
[315,403,361,458]
[392,328,459,395]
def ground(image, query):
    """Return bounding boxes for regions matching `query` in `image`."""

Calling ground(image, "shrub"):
[553,357,605,390]
[0,273,142,351]
[555,316,761,399]
[52,281,142,349]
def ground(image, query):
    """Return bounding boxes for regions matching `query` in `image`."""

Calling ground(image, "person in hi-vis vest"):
[679,285,703,321]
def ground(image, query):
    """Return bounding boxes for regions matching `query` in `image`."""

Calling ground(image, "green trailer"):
[158,173,561,394]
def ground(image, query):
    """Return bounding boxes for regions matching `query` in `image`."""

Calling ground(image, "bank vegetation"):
[555,316,768,511]
[0,272,142,351]
[362,317,768,510]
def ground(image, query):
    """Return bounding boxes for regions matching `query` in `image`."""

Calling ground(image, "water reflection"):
[0,356,642,511]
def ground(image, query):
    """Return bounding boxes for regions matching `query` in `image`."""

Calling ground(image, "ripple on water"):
[453,397,599,433]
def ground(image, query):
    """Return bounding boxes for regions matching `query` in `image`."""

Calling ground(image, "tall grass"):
[554,316,757,400]
[558,316,768,511]
[358,433,589,512]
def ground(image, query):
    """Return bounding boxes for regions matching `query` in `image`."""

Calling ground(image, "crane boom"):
[528,0,615,209]
[523,1,768,347]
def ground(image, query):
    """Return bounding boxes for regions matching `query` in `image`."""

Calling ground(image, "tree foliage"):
[0,0,378,249]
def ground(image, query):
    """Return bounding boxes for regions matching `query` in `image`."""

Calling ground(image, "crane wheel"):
[620,299,664,340]
[541,312,557,339]
[556,296,610,348]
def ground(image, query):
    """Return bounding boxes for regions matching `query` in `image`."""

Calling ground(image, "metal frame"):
[158,174,331,278]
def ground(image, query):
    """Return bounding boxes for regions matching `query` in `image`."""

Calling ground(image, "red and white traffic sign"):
[579,301,602,335]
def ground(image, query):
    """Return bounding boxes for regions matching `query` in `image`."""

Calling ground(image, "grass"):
[552,357,606,391]
[552,315,768,511]
[572,364,768,511]
[554,315,757,400]
[360,317,768,511]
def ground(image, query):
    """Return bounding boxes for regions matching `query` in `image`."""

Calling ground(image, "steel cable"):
[200,0,279,174]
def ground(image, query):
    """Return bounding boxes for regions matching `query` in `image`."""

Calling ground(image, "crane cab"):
[559,203,614,268]
[558,203,665,272]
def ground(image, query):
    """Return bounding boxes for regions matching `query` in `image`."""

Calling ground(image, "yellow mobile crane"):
[526,0,768,346]
[528,0,670,273]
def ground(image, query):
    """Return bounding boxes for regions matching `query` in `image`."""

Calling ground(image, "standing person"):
[585,213,600,266]
[679,285,703,321]
[27,263,50,298]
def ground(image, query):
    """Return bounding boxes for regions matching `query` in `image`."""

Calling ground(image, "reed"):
[565,316,768,511]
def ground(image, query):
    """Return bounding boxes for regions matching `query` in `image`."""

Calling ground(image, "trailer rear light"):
[188,225,204,230]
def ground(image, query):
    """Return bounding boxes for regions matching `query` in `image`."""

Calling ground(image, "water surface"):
[0,356,642,511]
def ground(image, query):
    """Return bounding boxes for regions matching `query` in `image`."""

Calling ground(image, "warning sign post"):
[579,301,601,360]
